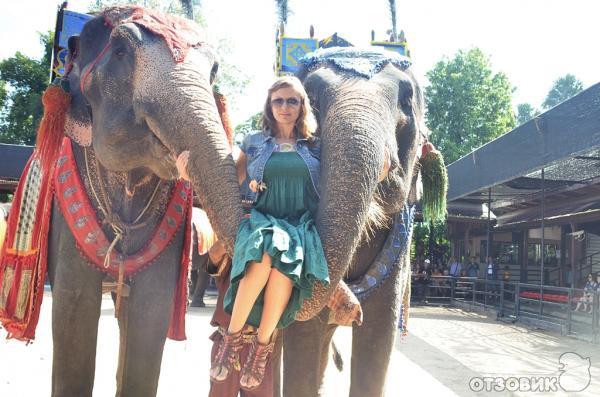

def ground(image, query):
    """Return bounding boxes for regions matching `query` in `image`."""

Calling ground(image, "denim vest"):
[239,130,321,206]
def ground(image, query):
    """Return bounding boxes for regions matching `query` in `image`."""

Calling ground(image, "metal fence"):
[411,275,600,342]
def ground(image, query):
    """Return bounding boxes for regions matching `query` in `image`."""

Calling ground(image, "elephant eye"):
[114,47,127,58]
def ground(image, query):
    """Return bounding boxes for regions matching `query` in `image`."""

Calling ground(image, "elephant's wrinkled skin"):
[279,50,425,397]
[47,9,243,397]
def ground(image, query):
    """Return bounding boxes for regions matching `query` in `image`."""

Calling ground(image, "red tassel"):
[421,141,436,157]
[0,83,69,342]
[214,91,234,147]
[167,191,193,341]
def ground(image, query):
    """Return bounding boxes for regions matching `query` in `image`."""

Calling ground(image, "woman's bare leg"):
[257,269,293,344]
[228,253,272,333]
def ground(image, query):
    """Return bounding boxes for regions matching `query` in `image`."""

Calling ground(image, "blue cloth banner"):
[59,10,93,48]
[280,38,318,74]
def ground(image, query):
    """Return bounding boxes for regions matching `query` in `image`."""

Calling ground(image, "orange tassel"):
[35,84,71,176]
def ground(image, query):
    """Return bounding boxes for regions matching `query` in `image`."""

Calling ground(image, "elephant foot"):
[210,330,243,383]
[190,297,206,307]
[240,337,274,390]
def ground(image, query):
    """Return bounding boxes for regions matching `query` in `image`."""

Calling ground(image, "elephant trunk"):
[296,90,391,320]
[142,64,243,253]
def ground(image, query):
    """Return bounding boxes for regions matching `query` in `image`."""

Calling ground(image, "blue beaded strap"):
[348,204,415,301]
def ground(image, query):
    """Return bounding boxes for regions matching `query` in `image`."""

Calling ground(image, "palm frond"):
[275,0,289,25]
[388,0,397,39]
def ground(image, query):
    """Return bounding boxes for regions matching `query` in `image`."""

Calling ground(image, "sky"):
[1,0,599,125]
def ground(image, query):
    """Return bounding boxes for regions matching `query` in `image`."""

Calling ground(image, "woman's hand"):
[208,240,227,264]
[175,151,191,181]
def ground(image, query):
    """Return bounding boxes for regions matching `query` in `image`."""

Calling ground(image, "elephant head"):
[296,48,425,319]
[65,7,243,250]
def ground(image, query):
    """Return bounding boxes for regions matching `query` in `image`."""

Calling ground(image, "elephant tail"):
[331,341,344,371]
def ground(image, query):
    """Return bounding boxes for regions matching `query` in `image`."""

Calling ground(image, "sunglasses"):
[271,97,301,107]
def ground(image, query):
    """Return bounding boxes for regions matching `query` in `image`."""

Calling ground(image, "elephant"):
[277,47,426,397]
[44,6,243,397]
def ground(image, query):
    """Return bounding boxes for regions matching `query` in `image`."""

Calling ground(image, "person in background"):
[575,274,597,313]
[416,259,432,302]
[485,256,500,300]
[502,265,510,283]
[448,256,462,278]
[466,256,480,278]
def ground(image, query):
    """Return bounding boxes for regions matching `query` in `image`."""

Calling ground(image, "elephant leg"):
[116,244,181,396]
[48,207,104,397]
[349,281,400,397]
[318,323,337,386]
[191,257,209,306]
[282,311,330,397]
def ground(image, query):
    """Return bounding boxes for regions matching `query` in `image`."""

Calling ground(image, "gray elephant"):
[277,47,426,397]
[44,7,243,397]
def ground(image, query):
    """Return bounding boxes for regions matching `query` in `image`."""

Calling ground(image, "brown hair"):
[260,76,317,139]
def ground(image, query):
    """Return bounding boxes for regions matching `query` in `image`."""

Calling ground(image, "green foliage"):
[420,149,447,223]
[410,221,449,264]
[212,37,250,106]
[542,74,583,110]
[0,31,53,145]
[0,82,7,110]
[516,103,539,125]
[234,112,262,144]
[425,48,516,164]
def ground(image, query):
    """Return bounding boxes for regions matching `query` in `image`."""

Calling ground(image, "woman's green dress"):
[224,151,329,328]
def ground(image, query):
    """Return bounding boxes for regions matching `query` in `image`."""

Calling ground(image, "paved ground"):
[1,294,599,396]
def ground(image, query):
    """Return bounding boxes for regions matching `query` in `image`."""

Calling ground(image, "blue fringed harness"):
[299,47,411,79]
[348,204,415,301]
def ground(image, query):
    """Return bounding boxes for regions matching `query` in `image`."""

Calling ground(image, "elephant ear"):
[419,142,448,223]
[64,35,92,147]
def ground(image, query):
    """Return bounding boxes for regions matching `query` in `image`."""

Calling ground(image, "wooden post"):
[570,222,578,288]
[522,229,529,283]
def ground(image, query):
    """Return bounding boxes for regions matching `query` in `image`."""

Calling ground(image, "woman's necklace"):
[277,142,295,152]
[275,135,296,152]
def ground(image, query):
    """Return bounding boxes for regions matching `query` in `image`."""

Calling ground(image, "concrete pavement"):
[1,295,599,396]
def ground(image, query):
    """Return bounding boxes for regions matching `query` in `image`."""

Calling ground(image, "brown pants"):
[208,330,274,397]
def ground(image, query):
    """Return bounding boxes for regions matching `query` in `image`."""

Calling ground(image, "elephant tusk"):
[378,147,391,182]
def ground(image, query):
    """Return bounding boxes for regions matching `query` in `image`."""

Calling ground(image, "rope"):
[80,43,111,94]
[84,147,161,317]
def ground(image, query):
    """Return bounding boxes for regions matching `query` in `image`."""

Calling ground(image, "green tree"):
[234,111,262,144]
[542,74,583,109]
[425,48,516,164]
[0,31,53,145]
[516,103,538,125]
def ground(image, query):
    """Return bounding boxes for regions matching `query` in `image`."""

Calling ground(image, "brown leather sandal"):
[239,336,275,390]
[209,330,243,383]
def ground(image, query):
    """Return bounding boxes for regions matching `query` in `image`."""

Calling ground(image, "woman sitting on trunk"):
[177,76,329,390]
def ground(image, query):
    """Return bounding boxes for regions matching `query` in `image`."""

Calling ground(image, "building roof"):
[446,82,600,226]
[0,143,33,193]
[0,143,33,179]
